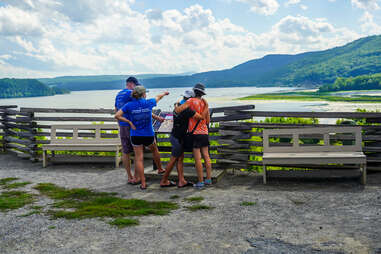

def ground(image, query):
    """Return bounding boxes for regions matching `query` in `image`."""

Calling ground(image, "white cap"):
[182,90,195,98]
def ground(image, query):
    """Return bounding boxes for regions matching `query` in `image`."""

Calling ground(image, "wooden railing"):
[0,104,380,172]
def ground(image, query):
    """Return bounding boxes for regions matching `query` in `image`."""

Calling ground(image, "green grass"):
[17,210,41,217]
[169,195,180,199]
[3,181,32,189]
[186,204,214,212]
[184,196,204,203]
[0,177,19,185]
[109,218,139,228]
[48,226,56,229]
[34,183,178,220]
[0,191,35,211]
[239,91,381,103]
[240,201,256,206]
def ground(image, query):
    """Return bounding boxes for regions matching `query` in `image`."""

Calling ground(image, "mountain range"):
[32,34,381,91]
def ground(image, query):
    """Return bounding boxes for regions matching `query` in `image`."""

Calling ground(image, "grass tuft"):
[186,204,214,211]
[17,210,41,217]
[3,181,32,189]
[109,218,139,228]
[240,201,256,206]
[0,191,35,211]
[35,183,178,220]
[48,226,56,229]
[169,195,180,199]
[0,177,19,185]
[184,196,204,203]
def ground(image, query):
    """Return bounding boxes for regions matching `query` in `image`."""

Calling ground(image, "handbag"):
[183,120,201,152]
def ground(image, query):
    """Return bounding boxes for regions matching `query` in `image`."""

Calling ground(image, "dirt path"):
[0,154,380,254]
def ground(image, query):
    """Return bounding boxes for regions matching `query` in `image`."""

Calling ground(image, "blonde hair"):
[132,90,143,99]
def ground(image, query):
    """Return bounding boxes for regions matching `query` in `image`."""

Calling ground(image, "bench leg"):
[42,150,47,168]
[115,147,120,168]
[361,163,367,185]
[263,164,267,184]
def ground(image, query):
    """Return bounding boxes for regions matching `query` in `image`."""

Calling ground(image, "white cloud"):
[285,0,301,7]
[0,6,43,36]
[360,11,381,34]
[351,0,380,10]
[237,0,279,15]
[0,2,364,78]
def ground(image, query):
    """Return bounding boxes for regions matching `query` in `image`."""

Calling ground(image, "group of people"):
[114,77,212,190]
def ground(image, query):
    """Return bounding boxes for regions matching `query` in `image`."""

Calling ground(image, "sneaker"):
[193,182,204,189]
[204,179,212,185]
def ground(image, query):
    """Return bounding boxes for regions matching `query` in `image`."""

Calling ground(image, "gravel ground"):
[0,153,380,254]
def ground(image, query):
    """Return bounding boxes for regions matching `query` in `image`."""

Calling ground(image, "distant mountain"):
[41,35,381,91]
[0,78,69,99]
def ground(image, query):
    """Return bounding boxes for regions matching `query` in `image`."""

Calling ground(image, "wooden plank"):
[33,116,117,122]
[211,114,253,122]
[4,136,32,145]
[251,111,381,119]
[6,148,31,159]
[20,107,114,114]
[0,105,17,109]
[210,105,255,113]
[3,122,35,131]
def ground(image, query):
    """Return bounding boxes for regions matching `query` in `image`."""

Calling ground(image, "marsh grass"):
[184,196,204,203]
[0,177,19,185]
[109,218,139,228]
[3,181,32,189]
[34,183,178,220]
[240,201,256,206]
[186,204,214,211]
[0,191,35,211]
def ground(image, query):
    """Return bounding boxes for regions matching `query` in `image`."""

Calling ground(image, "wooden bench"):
[42,124,122,168]
[262,127,367,185]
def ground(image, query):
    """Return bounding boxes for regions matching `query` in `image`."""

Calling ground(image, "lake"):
[0,86,326,112]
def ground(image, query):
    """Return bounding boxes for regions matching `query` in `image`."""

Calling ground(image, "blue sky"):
[0,0,380,78]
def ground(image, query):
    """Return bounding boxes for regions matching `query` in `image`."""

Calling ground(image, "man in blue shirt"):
[114,76,140,184]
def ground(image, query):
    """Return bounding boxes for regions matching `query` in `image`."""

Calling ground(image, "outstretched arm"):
[114,109,136,130]
[155,91,169,103]
[152,113,165,122]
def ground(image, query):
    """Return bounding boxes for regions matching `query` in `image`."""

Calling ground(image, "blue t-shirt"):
[122,98,157,137]
[115,89,132,127]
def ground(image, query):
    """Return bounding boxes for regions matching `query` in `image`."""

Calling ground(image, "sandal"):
[204,179,212,185]
[157,169,166,174]
[177,182,194,188]
[160,181,177,188]
[140,184,147,190]
[193,182,204,189]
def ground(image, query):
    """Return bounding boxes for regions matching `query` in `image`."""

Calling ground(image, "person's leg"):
[200,146,212,183]
[133,145,146,188]
[193,148,204,184]
[176,153,188,187]
[160,156,178,186]
[122,153,134,182]
[149,142,165,173]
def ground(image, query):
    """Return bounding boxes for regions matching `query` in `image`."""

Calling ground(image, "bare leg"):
[193,148,204,183]
[160,156,178,186]
[122,153,134,182]
[176,153,188,186]
[200,146,212,180]
[133,146,145,188]
[149,143,165,173]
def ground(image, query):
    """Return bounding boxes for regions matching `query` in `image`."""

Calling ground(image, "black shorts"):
[131,136,155,147]
[193,134,209,148]
[170,135,184,157]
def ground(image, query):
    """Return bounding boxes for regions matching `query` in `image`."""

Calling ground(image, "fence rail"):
[0,104,380,172]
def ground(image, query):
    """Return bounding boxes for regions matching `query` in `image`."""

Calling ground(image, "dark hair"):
[194,90,204,97]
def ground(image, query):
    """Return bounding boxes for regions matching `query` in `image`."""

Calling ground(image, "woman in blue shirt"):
[115,86,169,189]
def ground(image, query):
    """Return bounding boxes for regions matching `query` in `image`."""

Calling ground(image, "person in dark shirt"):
[160,90,206,188]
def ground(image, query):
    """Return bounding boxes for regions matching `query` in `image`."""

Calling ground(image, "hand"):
[163,91,169,96]
[158,117,165,123]
[130,123,136,130]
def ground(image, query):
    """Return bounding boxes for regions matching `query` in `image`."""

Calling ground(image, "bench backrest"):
[263,127,362,153]
[50,124,120,144]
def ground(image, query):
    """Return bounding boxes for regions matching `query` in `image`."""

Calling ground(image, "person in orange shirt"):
[175,83,211,188]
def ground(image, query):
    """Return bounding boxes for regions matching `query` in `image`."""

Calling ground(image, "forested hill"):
[319,73,381,92]
[42,34,381,90]
[0,78,69,99]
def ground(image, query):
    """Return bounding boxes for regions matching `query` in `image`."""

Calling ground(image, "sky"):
[0,0,380,78]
